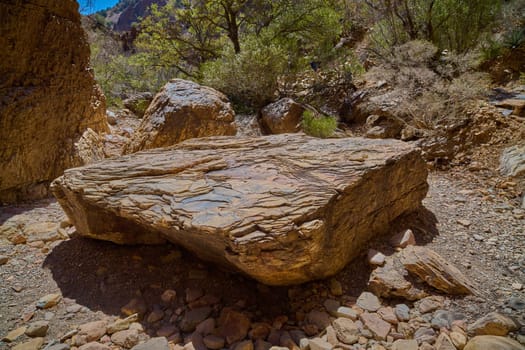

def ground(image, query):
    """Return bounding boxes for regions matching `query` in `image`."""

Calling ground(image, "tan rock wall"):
[0,0,108,203]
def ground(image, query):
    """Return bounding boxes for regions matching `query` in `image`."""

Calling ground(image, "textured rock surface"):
[0,0,108,203]
[464,335,525,350]
[52,135,428,285]
[260,98,304,134]
[125,79,236,153]
[500,144,525,178]
[400,246,477,295]
[368,255,428,301]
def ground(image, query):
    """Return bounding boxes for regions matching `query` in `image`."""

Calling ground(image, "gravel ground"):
[0,163,524,349]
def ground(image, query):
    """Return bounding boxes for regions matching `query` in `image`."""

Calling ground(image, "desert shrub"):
[503,28,525,49]
[301,110,337,138]
[364,0,501,54]
[479,39,505,63]
[200,37,288,109]
[363,40,490,132]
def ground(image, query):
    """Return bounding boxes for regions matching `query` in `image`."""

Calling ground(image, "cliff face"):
[0,0,109,203]
[114,0,166,31]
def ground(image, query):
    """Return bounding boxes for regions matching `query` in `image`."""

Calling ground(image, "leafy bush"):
[200,37,288,109]
[301,110,337,138]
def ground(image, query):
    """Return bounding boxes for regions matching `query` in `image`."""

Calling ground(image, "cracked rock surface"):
[51,135,428,285]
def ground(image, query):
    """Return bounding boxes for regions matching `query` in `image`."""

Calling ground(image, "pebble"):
[335,306,358,320]
[394,304,410,322]
[457,219,472,227]
[160,289,177,305]
[12,337,44,350]
[329,279,343,296]
[377,307,398,324]
[111,329,140,348]
[511,283,523,290]
[78,342,110,350]
[333,317,359,345]
[3,326,27,342]
[431,310,452,329]
[414,327,437,344]
[156,324,178,337]
[45,343,71,350]
[203,335,225,349]
[507,296,525,311]
[36,293,61,309]
[121,298,147,317]
[360,312,391,340]
[131,337,170,350]
[181,307,213,332]
[146,307,165,323]
[392,339,418,350]
[419,297,444,314]
[356,292,381,312]
[66,304,82,313]
[468,312,519,336]
[308,337,332,350]
[75,320,107,345]
[306,310,331,330]
[234,340,254,350]
[25,320,49,337]
[368,250,386,266]
[323,299,340,316]
[0,254,8,265]
[390,229,416,248]
[435,333,456,350]
[450,331,467,350]
[464,335,525,350]
[218,308,251,345]
[107,314,138,334]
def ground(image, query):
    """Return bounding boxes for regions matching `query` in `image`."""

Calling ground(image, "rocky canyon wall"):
[0,0,108,203]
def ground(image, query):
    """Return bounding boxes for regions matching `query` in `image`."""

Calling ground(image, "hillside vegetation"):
[87,0,525,115]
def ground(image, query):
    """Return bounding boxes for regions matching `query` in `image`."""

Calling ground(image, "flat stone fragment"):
[12,337,44,350]
[360,312,391,340]
[368,256,427,301]
[400,246,477,295]
[131,337,170,350]
[356,292,382,312]
[468,312,519,336]
[392,339,418,350]
[464,335,524,350]
[52,135,428,285]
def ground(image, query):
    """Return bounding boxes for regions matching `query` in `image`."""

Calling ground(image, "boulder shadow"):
[43,236,290,319]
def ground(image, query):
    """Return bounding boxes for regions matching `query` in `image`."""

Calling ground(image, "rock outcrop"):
[124,79,236,153]
[500,144,525,178]
[52,135,428,285]
[0,0,108,203]
[260,98,304,134]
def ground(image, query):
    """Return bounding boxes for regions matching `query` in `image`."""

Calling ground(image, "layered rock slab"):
[0,0,108,203]
[52,135,428,285]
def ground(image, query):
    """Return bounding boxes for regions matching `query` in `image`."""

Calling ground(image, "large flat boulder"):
[124,79,236,153]
[51,135,428,285]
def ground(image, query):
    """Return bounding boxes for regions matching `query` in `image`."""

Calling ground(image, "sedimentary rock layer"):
[52,135,428,285]
[0,0,108,203]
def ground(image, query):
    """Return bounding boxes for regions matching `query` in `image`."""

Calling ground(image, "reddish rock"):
[360,312,391,340]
